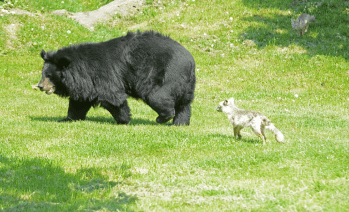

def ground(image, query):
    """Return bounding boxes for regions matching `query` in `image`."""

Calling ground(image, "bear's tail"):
[265,123,284,143]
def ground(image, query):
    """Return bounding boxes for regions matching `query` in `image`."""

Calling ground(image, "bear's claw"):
[156,115,174,124]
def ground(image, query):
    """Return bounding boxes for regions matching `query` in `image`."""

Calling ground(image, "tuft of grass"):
[1,0,349,211]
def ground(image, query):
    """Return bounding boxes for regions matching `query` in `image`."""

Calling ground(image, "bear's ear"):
[56,56,71,70]
[223,100,228,106]
[40,49,47,60]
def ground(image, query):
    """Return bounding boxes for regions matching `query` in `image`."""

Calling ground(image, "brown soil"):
[1,0,144,31]
[52,0,144,31]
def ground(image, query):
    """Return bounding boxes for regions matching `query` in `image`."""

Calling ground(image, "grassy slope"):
[1,0,349,211]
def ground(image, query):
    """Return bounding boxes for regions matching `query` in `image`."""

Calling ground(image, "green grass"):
[1,0,349,211]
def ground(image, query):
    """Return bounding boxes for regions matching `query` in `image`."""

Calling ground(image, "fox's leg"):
[259,134,266,145]
[237,127,243,139]
[261,125,267,143]
[252,124,266,145]
[305,23,309,32]
[234,126,243,140]
[233,126,239,139]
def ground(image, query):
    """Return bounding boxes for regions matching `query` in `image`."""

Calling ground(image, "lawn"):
[0,0,349,211]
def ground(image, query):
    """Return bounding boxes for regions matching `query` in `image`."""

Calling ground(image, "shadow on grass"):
[208,133,261,144]
[240,0,349,60]
[29,116,164,126]
[242,138,262,144]
[0,155,137,211]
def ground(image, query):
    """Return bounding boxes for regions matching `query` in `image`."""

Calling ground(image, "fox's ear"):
[223,100,228,106]
[228,97,235,104]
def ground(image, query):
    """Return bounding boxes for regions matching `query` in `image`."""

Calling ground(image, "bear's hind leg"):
[101,101,131,124]
[146,90,175,124]
[173,104,191,125]
[59,99,92,122]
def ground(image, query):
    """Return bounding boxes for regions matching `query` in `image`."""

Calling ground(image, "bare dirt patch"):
[1,0,144,31]
[0,8,41,16]
[52,0,144,31]
[4,23,23,49]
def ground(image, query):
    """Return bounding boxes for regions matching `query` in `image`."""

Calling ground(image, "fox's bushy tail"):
[265,123,284,143]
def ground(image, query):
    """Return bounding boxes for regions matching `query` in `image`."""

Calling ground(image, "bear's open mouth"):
[31,84,55,95]
[46,87,55,95]
[32,84,39,90]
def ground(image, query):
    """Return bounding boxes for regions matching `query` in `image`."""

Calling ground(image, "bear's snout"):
[32,84,40,90]
[37,77,55,95]
[37,83,44,90]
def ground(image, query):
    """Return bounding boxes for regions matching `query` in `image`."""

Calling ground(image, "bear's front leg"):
[101,101,131,124]
[59,99,92,122]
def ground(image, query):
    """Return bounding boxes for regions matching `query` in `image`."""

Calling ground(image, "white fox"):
[217,97,284,145]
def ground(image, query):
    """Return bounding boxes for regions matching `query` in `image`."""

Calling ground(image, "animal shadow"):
[209,133,261,144]
[29,116,166,126]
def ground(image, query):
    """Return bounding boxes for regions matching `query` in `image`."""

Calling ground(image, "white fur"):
[217,97,284,144]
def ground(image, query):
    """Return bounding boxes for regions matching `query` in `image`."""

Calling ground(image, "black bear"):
[34,31,196,125]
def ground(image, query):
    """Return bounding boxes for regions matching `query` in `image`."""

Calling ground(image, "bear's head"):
[34,49,71,96]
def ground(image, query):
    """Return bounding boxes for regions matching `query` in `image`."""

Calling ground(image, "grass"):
[1,0,349,211]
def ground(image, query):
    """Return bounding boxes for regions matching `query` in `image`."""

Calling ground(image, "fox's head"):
[216,97,235,112]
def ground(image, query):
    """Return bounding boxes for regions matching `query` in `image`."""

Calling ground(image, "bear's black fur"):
[37,31,196,125]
